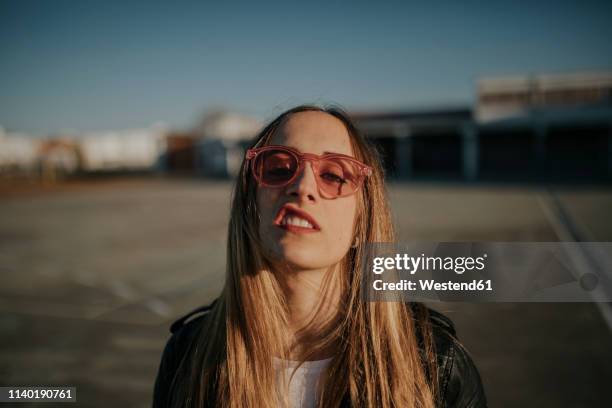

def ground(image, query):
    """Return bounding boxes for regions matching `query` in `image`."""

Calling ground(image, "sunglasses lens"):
[255,149,298,185]
[317,158,361,197]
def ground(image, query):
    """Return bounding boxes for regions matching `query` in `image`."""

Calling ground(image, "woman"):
[153,105,487,408]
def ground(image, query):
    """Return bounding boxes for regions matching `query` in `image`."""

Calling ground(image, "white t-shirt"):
[273,356,334,408]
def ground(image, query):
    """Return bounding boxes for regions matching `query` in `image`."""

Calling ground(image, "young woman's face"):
[256,111,359,272]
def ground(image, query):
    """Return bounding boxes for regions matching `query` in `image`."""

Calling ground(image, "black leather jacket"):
[153,302,487,407]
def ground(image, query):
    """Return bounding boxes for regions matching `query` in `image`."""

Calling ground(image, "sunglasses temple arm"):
[245,150,257,160]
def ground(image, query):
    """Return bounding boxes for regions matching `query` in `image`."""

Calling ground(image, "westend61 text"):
[373,279,493,292]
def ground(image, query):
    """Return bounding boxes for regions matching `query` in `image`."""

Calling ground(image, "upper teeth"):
[281,215,314,229]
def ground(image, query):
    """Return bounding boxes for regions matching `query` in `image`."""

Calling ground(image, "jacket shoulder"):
[169,299,217,334]
[413,304,457,356]
[425,308,487,408]
[152,301,216,408]
[428,307,457,339]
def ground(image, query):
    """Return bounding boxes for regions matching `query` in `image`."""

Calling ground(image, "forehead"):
[269,111,354,156]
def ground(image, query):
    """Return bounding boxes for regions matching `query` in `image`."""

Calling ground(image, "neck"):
[275,263,343,360]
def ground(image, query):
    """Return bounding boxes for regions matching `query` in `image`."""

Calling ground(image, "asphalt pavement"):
[1,178,611,407]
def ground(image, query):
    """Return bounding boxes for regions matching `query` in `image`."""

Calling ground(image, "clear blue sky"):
[1,0,611,135]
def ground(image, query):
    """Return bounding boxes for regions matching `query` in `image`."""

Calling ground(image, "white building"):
[195,111,261,177]
[78,124,168,172]
[0,127,40,175]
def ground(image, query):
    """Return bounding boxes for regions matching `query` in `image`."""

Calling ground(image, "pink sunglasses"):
[245,145,372,198]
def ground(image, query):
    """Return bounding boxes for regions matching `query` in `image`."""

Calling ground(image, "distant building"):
[353,72,612,183]
[194,111,261,177]
[3,72,610,184]
[476,71,612,122]
[0,127,40,177]
[38,138,81,182]
[352,108,474,180]
[162,132,199,174]
[77,124,167,173]
[475,72,612,182]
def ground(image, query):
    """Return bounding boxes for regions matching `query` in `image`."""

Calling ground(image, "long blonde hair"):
[170,105,438,408]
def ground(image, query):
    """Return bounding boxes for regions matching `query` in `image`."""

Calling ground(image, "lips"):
[273,204,321,231]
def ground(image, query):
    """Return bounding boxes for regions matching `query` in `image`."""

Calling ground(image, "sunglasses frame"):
[245,145,372,198]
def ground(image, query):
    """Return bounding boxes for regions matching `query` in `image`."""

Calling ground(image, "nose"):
[285,160,319,201]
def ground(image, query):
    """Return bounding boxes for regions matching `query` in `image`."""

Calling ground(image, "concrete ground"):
[0,177,611,407]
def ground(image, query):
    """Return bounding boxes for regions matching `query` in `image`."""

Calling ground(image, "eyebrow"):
[322,150,351,156]
[271,145,354,157]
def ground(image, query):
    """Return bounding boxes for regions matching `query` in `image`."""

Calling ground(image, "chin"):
[274,245,337,271]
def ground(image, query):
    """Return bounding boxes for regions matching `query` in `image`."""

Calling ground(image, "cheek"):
[325,199,358,247]
[256,188,279,222]
[255,189,277,258]
[256,188,284,254]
